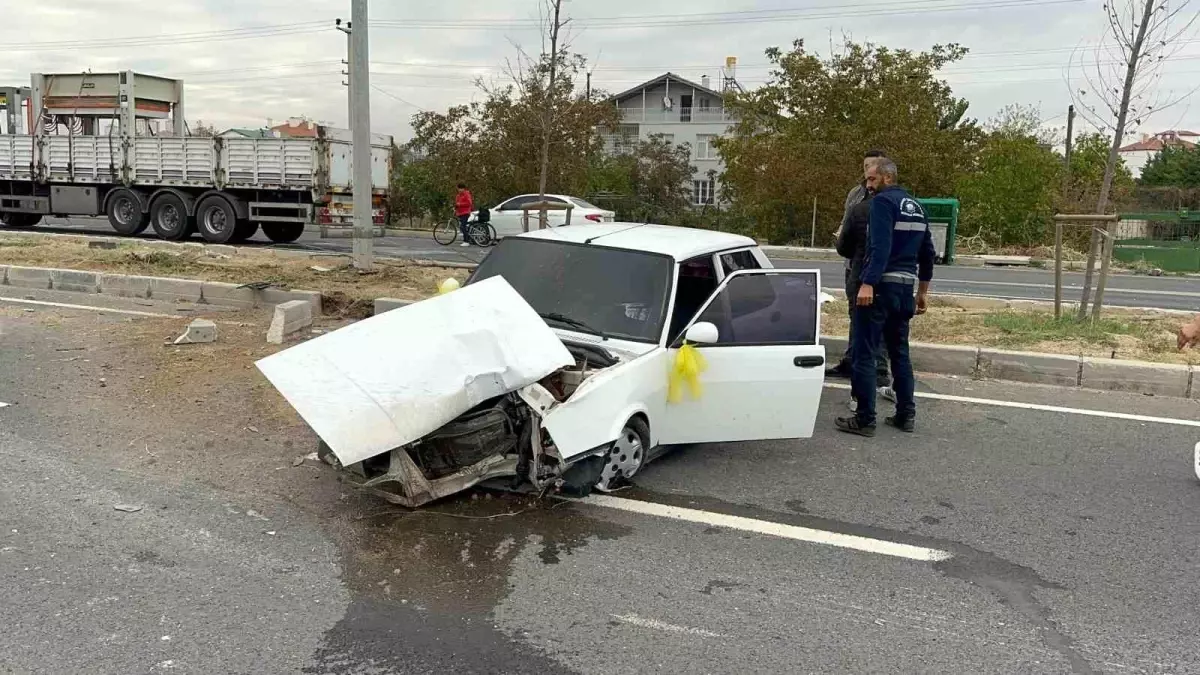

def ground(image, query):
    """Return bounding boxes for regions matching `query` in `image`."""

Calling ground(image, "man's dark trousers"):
[850,281,917,426]
[842,267,890,380]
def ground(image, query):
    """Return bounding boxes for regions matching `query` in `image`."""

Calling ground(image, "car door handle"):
[794,356,825,368]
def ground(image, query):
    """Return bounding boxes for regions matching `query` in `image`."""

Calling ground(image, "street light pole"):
[349,0,373,270]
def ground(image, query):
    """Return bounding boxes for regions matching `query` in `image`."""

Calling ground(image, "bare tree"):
[1069,0,1198,319]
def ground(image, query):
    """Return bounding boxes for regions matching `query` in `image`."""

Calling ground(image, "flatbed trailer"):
[0,70,389,243]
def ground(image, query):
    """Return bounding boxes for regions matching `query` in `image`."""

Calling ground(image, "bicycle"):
[433,213,498,247]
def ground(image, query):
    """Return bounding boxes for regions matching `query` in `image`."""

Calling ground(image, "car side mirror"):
[684,321,719,345]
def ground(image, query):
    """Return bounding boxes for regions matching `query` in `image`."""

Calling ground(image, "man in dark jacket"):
[836,158,935,437]
[828,150,891,397]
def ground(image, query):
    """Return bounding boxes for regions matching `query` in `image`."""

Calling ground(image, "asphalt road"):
[27,217,1200,312]
[2,297,1199,673]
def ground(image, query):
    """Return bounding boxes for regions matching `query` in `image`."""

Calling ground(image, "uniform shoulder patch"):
[899,197,925,218]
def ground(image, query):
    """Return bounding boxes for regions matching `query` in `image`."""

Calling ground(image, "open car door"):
[657,269,826,445]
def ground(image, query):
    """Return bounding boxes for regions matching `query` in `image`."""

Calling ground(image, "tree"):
[956,105,1062,247]
[536,0,568,219]
[587,134,695,221]
[716,39,982,244]
[1139,144,1200,188]
[1069,0,1199,317]
[406,42,619,216]
[189,120,217,137]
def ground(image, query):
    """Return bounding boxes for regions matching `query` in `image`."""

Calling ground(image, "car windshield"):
[469,238,673,343]
[568,197,599,209]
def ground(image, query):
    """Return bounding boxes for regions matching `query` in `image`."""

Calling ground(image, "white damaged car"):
[257,223,828,507]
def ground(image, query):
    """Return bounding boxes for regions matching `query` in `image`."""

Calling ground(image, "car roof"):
[515,222,759,261]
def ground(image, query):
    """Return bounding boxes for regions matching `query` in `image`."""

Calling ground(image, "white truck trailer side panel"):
[0,135,35,180]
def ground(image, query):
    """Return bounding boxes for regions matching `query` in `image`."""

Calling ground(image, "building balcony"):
[616,107,736,124]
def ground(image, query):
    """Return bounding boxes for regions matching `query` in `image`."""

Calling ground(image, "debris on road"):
[245,509,269,521]
[113,504,143,513]
[173,319,217,345]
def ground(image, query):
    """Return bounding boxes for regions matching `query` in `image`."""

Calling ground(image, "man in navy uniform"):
[836,158,935,437]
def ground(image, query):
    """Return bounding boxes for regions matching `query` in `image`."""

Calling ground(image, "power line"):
[0,21,330,51]
[370,84,426,111]
[373,0,1083,30]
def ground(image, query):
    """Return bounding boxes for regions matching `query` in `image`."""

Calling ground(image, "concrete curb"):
[0,264,324,315]
[371,296,1196,399]
[819,336,1196,399]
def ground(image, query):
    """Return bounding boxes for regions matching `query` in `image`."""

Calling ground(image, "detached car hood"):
[255,276,574,467]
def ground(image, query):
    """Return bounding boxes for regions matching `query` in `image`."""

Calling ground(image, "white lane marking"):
[0,402,9,409]
[583,494,952,562]
[0,297,179,318]
[1193,442,1200,482]
[823,382,1200,429]
[611,613,724,638]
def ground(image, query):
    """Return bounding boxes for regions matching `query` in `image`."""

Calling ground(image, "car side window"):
[668,255,720,343]
[719,249,761,276]
[498,196,531,211]
[694,272,818,346]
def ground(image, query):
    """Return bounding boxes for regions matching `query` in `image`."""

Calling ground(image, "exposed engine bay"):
[321,342,623,507]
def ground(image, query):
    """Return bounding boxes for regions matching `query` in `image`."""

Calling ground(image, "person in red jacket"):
[454,183,474,247]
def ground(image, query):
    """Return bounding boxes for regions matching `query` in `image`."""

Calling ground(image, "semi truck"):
[0,70,390,244]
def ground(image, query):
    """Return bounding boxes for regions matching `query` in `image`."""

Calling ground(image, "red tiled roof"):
[1118,135,1196,152]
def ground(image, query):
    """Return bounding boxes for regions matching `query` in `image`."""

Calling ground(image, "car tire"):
[261,222,304,244]
[105,189,148,235]
[195,195,238,244]
[149,193,191,241]
[595,416,650,492]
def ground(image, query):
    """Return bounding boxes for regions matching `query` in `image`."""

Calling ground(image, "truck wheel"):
[261,222,305,244]
[1,212,40,228]
[149,193,190,241]
[106,189,148,235]
[195,195,238,244]
[595,416,650,492]
[230,220,259,244]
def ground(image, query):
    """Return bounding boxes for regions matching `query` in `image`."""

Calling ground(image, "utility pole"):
[585,71,591,100]
[349,0,373,270]
[1055,104,1074,319]
[336,19,352,130]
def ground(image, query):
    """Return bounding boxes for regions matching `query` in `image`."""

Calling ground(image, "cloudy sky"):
[2,0,1198,142]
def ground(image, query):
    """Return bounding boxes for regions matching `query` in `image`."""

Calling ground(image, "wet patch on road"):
[308,489,632,673]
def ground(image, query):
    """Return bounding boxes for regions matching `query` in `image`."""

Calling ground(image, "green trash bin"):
[918,198,959,264]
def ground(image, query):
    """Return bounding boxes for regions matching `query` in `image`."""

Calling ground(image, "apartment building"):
[602,72,735,206]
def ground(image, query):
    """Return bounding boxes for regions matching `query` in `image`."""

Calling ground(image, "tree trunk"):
[1078,0,1155,320]
[536,0,564,230]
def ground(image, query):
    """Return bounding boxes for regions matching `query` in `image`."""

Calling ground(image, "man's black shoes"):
[826,362,853,379]
[885,416,915,433]
[835,416,876,437]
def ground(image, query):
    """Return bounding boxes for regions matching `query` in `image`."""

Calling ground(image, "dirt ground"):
[0,235,466,314]
[822,298,1199,365]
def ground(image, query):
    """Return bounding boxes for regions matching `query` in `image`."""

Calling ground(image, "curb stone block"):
[199,281,258,309]
[205,245,237,257]
[174,319,217,345]
[910,342,979,377]
[0,265,9,285]
[266,300,314,344]
[258,288,323,315]
[99,273,152,299]
[1081,359,1193,398]
[4,266,53,290]
[978,348,1082,387]
[373,298,411,315]
[147,276,204,304]
[49,269,100,293]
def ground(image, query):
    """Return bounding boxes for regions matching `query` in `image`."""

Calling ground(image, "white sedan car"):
[258,223,826,507]
[480,193,615,237]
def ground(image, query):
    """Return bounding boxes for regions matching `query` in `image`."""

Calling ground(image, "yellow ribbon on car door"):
[667,343,707,403]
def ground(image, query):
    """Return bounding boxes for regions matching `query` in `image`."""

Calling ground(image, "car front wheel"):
[595,416,650,493]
